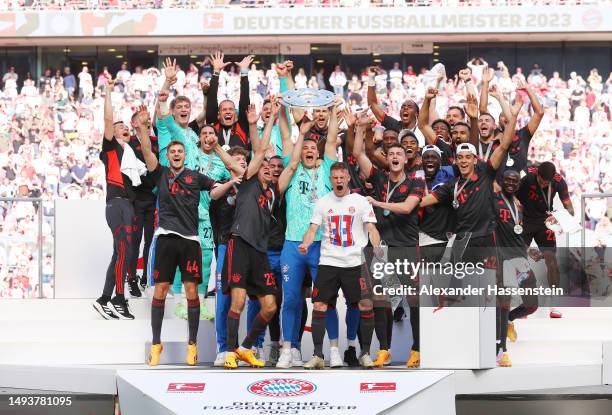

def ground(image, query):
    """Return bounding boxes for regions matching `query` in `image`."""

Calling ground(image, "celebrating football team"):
[94,52,575,370]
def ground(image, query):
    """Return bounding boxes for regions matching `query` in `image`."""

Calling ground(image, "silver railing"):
[0,197,47,299]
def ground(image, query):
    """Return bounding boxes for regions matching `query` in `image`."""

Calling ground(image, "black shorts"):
[152,234,202,283]
[312,264,370,305]
[522,222,557,251]
[222,235,277,297]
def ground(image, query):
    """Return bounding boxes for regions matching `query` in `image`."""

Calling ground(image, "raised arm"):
[206,51,230,125]
[191,80,209,131]
[428,72,444,123]
[366,124,387,169]
[518,79,545,135]
[214,137,246,178]
[103,79,115,141]
[236,54,254,132]
[464,93,480,147]
[324,101,340,160]
[278,118,311,193]
[247,97,278,179]
[342,107,357,156]
[479,66,493,114]
[352,111,374,178]
[459,68,477,97]
[419,87,438,145]
[135,106,158,171]
[279,101,292,157]
[490,96,521,170]
[367,66,386,122]
[489,84,511,123]
[246,104,261,154]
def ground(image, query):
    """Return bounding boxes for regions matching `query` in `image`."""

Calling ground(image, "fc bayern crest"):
[247,378,316,398]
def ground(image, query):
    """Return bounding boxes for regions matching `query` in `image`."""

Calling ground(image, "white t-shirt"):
[311,192,377,268]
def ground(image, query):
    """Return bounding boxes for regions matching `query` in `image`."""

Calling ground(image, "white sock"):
[330,339,339,348]
[348,339,357,348]
[282,343,291,351]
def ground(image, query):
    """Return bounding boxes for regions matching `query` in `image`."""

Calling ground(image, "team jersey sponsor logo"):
[167,383,205,393]
[247,378,316,398]
[359,382,396,393]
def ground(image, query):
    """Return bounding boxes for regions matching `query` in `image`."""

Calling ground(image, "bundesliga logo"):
[360,382,396,393]
[167,383,205,393]
[247,378,316,398]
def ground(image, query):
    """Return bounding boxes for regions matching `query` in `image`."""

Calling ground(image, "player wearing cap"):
[420,98,521,277]
[93,79,137,321]
[301,162,382,369]
[354,111,425,367]
[516,162,573,319]
[493,169,539,367]
[134,108,237,367]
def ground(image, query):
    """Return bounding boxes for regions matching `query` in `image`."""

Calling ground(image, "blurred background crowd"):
[1,57,610,298]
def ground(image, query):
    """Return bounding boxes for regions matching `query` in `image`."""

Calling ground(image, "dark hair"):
[303,138,318,145]
[401,99,420,115]
[453,121,471,131]
[199,124,217,134]
[447,106,466,118]
[330,162,349,173]
[386,143,406,154]
[479,112,496,122]
[227,146,249,159]
[170,96,191,110]
[431,119,451,134]
[538,161,556,181]
[399,131,418,143]
[166,140,185,151]
[269,155,283,162]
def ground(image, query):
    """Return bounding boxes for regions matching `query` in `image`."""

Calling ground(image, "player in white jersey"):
[299,162,383,369]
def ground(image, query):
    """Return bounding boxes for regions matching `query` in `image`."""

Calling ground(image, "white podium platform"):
[116,369,455,415]
[1,299,612,415]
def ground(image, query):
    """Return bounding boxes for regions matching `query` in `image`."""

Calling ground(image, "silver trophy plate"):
[280,88,336,108]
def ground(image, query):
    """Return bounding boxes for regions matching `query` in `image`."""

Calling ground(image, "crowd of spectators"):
[0,0,604,11]
[0,56,610,298]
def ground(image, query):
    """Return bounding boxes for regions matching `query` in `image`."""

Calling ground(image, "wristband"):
[367,73,376,87]
[240,69,248,76]
[159,100,169,117]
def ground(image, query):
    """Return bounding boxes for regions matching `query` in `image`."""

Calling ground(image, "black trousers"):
[128,198,155,282]
[102,198,134,297]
